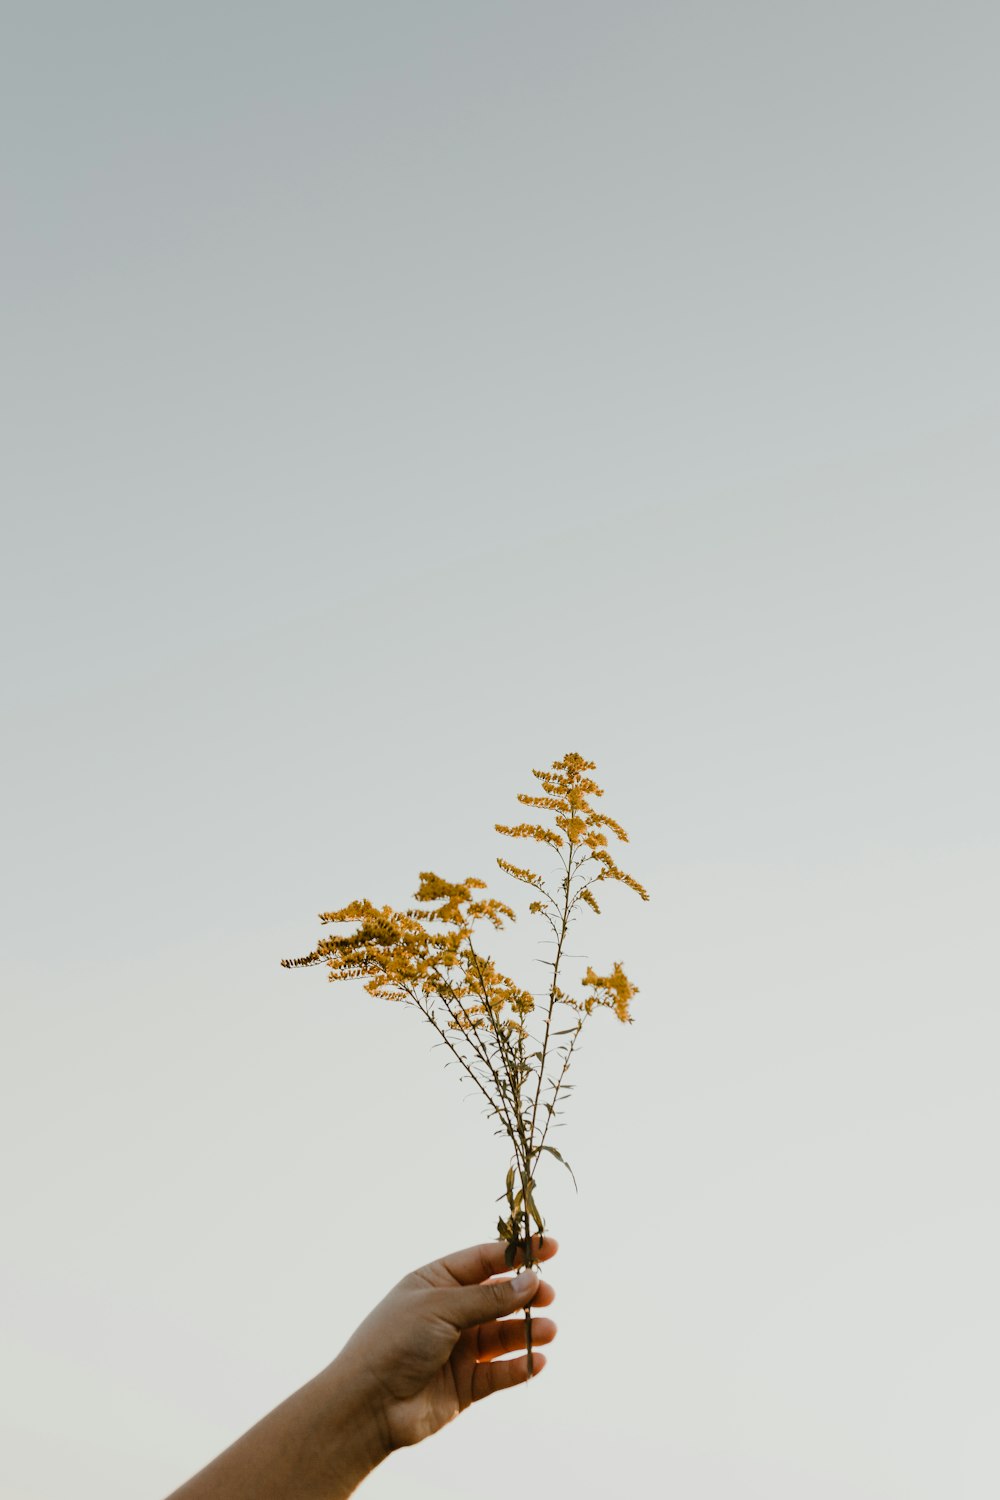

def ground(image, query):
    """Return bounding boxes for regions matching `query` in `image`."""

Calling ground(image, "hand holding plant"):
[334,1234,558,1452]
[282,751,649,1375]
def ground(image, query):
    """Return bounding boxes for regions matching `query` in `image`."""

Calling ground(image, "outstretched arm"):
[164,1234,558,1500]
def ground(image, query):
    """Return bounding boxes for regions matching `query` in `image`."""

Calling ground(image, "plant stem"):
[528,839,577,1150]
[521,1167,535,1376]
[520,833,581,1374]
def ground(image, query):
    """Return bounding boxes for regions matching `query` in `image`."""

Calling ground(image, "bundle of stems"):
[282,751,649,1373]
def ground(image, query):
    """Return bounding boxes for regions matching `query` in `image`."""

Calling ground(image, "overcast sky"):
[3,4,999,1497]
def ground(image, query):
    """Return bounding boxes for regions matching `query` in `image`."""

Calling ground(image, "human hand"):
[333,1233,558,1453]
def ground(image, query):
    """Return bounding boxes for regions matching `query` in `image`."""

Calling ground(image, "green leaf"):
[497,1216,512,1240]
[504,1240,518,1268]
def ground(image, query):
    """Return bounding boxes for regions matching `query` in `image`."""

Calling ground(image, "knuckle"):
[490,1279,512,1313]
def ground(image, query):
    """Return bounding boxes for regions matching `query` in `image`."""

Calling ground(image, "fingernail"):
[511,1269,538,1293]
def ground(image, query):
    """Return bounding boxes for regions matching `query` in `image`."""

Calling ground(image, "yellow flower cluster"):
[495,857,545,889]
[581,961,639,1024]
[498,751,650,902]
[494,821,564,848]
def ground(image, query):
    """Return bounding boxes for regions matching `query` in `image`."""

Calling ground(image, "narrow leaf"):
[537,1144,579,1192]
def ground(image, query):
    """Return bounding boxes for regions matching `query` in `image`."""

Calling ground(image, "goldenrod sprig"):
[282,752,649,1376]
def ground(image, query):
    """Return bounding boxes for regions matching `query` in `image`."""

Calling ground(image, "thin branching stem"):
[426,962,523,1147]
[527,837,578,1155]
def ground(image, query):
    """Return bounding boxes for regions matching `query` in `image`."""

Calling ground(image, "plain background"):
[3,3,998,1496]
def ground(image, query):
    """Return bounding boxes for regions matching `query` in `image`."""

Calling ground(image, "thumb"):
[442,1269,540,1332]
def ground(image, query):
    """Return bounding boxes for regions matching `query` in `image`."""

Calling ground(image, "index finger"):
[434,1234,559,1287]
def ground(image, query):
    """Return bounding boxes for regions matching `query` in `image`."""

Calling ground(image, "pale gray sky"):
[3,4,998,1497]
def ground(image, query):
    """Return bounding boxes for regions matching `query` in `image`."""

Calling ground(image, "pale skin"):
[164,1234,558,1500]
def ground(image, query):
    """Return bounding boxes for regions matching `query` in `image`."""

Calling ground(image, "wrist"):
[301,1354,393,1494]
[164,1355,390,1500]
